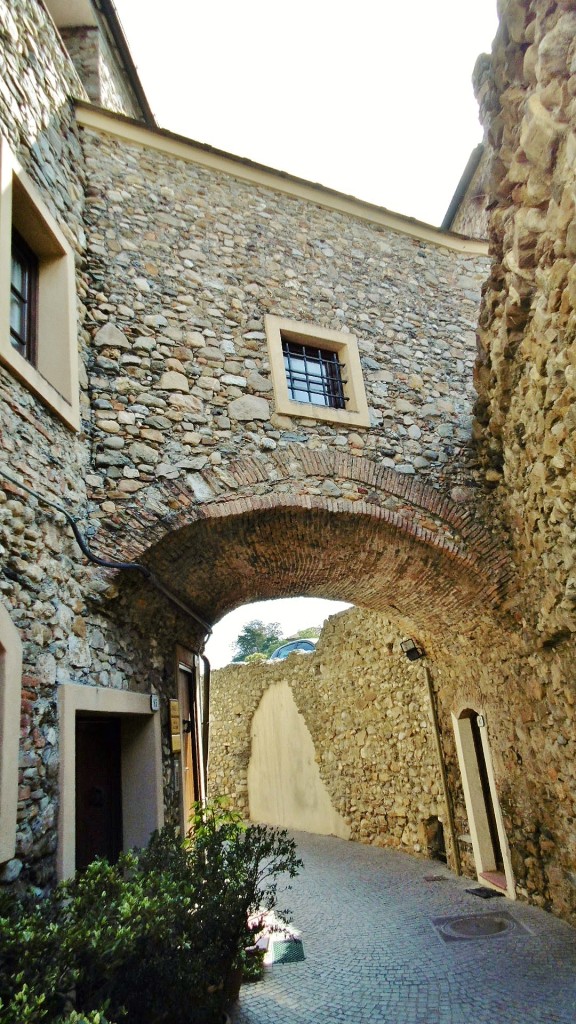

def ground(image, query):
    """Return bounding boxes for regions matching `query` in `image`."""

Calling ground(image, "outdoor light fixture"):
[400,638,425,661]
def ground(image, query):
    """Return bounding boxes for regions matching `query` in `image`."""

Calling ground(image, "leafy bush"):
[0,802,302,1024]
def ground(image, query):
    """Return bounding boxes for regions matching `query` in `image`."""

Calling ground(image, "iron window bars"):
[10,230,38,364]
[282,338,347,409]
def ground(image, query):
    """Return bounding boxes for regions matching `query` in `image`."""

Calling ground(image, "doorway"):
[58,683,163,880]
[452,708,515,896]
[178,653,209,832]
[75,716,123,870]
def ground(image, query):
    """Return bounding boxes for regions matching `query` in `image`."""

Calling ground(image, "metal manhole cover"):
[432,911,529,943]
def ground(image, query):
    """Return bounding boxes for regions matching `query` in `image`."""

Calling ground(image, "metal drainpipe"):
[1,466,216,802]
[200,654,211,787]
[422,663,461,875]
[0,466,213,638]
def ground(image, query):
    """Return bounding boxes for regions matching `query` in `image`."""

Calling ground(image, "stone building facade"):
[0,0,575,926]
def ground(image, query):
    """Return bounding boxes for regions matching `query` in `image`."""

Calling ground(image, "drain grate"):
[466,886,505,900]
[432,911,530,943]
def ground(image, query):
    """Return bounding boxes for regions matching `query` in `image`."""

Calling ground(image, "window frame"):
[282,338,347,410]
[265,315,370,428]
[10,228,39,363]
[0,137,80,431]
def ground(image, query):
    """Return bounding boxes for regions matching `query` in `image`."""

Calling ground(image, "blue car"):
[268,639,318,661]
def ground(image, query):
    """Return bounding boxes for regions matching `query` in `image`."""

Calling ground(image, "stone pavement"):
[231,831,576,1024]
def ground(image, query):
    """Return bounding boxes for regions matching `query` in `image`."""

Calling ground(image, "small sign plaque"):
[170,699,181,754]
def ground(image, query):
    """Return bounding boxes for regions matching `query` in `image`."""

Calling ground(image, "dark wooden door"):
[75,717,123,870]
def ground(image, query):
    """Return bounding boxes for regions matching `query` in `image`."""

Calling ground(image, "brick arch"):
[94,446,507,564]
[91,450,513,644]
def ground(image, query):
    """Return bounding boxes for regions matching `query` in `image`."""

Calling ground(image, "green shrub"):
[0,802,302,1024]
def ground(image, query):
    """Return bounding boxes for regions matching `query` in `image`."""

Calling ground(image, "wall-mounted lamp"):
[400,638,426,661]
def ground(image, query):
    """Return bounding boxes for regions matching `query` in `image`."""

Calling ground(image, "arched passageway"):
[92,449,513,648]
[128,503,512,656]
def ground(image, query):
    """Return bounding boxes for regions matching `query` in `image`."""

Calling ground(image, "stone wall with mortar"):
[209,608,445,857]
[3,0,576,928]
[60,23,144,120]
[449,146,491,240]
[78,123,490,518]
[472,0,576,646]
[0,0,192,888]
[452,0,576,921]
[433,630,576,921]
[210,604,576,923]
[0,0,90,887]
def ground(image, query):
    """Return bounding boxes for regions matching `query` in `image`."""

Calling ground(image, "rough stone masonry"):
[0,0,575,929]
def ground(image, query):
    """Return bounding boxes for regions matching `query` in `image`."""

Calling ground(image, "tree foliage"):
[232,620,283,662]
[292,626,321,639]
[0,803,303,1024]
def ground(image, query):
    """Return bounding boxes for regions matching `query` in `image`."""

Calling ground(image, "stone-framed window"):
[0,604,22,867]
[265,315,370,428]
[0,137,80,430]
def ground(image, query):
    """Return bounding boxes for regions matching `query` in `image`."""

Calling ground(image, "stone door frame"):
[57,683,163,879]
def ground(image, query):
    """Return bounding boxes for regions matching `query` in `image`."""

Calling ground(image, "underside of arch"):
[89,450,514,647]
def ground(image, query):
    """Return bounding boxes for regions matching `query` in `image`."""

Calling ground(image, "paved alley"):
[231,831,576,1024]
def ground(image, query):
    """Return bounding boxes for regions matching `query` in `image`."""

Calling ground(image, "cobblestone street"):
[232,832,576,1024]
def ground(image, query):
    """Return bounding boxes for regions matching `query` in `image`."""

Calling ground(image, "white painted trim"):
[0,605,22,864]
[477,718,516,898]
[452,710,515,899]
[57,683,163,879]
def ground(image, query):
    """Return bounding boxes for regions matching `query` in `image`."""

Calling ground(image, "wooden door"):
[75,716,123,870]
[179,658,207,831]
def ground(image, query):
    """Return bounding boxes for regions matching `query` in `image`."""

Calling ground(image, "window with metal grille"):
[282,338,347,409]
[10,230,38,364]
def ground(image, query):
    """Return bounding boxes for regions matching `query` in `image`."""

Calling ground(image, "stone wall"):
[449,145,491,240]
[0,0,89,886]
[79,122,489,519]
[0,0,190,886]
[455,0,576,920]
[209,608,445,857]
[2,0,576,927]
[473,0,576,645]
[434,631,576,919]
[210,602,576,922]
[60,22,144,120]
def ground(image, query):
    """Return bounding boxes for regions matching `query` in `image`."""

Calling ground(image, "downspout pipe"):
[422,663,461,875]
[0,466,212,637]
[200,654,211,786]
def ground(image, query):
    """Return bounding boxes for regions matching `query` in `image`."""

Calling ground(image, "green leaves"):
[231,619,283,661]
[0,802,302,1024]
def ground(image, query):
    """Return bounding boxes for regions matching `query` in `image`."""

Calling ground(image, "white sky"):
[112,0,498,665]
[114,0,499,226]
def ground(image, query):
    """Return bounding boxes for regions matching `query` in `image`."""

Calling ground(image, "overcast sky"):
[114,0,498,226]
[111,0,499,664]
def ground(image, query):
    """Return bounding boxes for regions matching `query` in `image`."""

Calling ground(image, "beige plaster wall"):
[209,608,444,856]
[247,680,350,839]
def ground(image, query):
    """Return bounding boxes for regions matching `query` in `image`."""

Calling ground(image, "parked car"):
[268,638,318,661]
